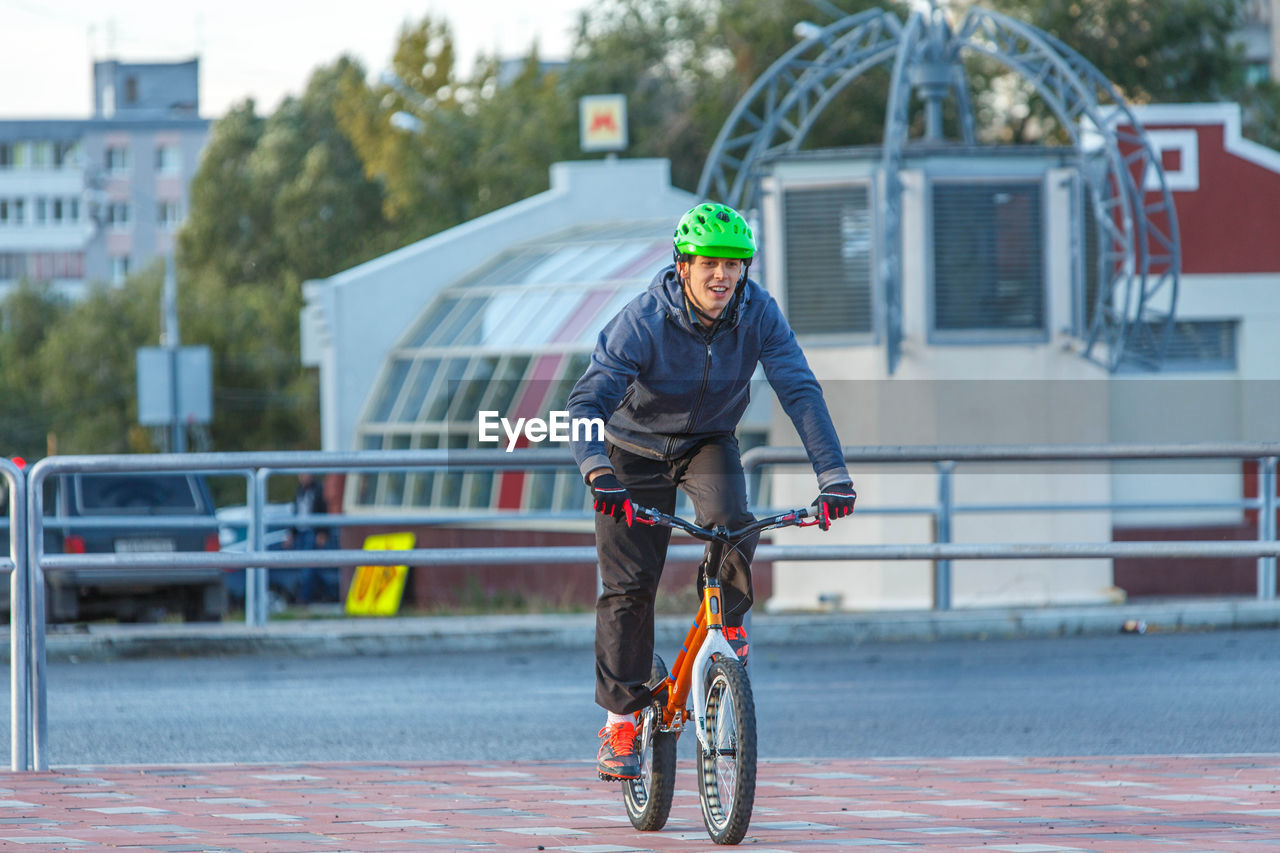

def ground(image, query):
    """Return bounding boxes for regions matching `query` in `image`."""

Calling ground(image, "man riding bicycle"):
[567,201,856,781]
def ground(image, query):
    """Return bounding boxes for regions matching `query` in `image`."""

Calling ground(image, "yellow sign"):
[345,532,414,616]
[579,94,628,152]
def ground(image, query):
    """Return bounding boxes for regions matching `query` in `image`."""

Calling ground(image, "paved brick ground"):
[2,755,1278,851]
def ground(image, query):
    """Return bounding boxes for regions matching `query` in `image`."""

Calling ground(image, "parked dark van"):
[3,473,227,623]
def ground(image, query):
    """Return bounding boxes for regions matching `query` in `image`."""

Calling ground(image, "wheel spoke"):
[717,684,738,804]
[697,658,756,844]
[624,656,676,833]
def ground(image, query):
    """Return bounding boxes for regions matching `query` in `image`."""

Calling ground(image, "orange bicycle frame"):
[659,579,725,730]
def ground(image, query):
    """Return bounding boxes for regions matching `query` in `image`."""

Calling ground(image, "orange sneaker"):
[724,625,749,667]
[596,720,640,781]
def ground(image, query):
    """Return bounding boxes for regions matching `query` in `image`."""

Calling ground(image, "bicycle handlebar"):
[632,504,822,542]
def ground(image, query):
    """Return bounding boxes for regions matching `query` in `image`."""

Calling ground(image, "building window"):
[105,145,130,174]
[29,252,85,281]
[34,198,47,224]
[30,142,53,169]
[157,200,182,228]
[0,144,11,169]
[0,253,24,279]
[106,202,130,228]
[155,144,181,174]
[782,184,875,336]
[54,142,79,168]
[0,199,31,226]
[110,255,130,284]
[1123,319,1239,372]
[68,198,79,222]
[931,179,1045,339]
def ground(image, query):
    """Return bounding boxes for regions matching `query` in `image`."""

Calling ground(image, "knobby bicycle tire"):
[623,654,678,831]
[697,653,757,845]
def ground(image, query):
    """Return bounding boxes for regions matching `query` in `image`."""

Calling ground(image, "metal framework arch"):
[952,7,1180,371]
[698,2,1180,373]
[697,8,902,207]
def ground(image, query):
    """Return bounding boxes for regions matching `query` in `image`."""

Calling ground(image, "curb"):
[12,598,1280,662]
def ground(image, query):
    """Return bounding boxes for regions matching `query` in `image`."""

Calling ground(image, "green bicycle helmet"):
[673,202,755,260]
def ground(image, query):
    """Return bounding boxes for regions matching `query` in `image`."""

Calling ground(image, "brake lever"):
[632,505,659,526]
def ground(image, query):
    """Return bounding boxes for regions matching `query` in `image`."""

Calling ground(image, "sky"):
[1,0,588,119]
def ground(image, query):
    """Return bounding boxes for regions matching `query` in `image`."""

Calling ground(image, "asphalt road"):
[14,628,1280,767]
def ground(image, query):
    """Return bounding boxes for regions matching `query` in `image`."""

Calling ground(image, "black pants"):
[594,434,757,714]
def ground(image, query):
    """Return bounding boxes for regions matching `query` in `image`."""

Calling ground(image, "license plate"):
[114,538,176,553]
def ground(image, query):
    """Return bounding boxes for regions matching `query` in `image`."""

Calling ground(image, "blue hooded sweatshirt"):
[567,264,850,488]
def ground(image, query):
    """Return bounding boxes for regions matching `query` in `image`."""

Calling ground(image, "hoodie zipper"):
[665,339,712,459]
[687,341,713,432]
[661,273,741,456]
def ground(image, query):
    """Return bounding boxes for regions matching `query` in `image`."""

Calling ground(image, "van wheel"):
[183,584,227,622]
[46,583,79,623]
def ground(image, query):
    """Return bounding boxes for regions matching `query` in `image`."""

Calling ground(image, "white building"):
[0,59,209,298]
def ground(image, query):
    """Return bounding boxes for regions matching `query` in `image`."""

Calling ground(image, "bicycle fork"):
[659,537,739,751]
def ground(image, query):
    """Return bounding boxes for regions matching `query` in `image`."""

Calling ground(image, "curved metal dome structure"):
[698,1,1179,373]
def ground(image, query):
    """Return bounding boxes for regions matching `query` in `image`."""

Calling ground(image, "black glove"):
[813,482,857,530]
[591,472,634,526]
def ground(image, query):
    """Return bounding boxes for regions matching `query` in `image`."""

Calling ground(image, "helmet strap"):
[677,262,749,329]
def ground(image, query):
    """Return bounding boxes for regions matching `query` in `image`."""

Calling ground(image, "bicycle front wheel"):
[697,654,756,845]
[623,654,677,831]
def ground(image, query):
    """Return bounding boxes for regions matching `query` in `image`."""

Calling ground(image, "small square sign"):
[580,94,628,152]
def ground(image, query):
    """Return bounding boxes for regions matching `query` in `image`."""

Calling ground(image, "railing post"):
[1259,456,1278,601]
[243,470,258,626]
[247,468,270,626]
[5,461,29,771]
[26,463,50,771]
[934,460,954,611]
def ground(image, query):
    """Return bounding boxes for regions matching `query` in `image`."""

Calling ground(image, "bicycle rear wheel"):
[697,654,756,845]
[623,654,678,831]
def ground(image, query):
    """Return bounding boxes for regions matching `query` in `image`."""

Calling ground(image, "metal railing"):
[3,456,28,773]
[740,443,1280,610]
[7,442,1280,771]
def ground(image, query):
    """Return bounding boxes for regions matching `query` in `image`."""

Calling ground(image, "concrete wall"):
[1108,271,1280,530]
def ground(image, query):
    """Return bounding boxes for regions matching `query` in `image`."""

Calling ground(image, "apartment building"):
[0,59,210,298]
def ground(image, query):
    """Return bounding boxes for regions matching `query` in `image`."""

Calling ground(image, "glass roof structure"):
[353,221,677,514]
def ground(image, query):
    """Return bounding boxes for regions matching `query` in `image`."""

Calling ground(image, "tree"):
[465,52,579,212]
[178,102,272,287]
[332,15,483,244]
[990,0,1247,103]
[182,58,391,294]
[34,271,163,454]
[979,0,1251,142]
[561,0,717,190]
[177,58,395,454]
[180,271,320,454]
[558,0,905,190]
[0,282,69,459]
